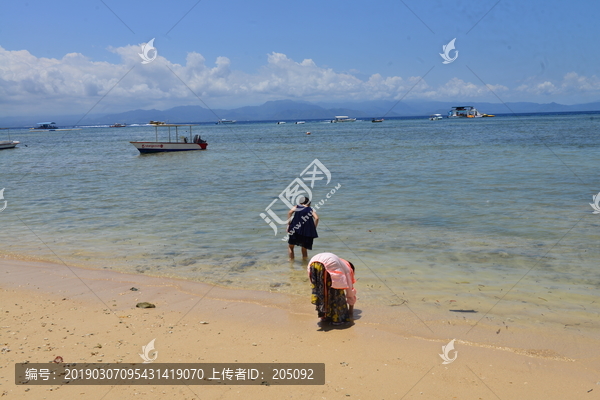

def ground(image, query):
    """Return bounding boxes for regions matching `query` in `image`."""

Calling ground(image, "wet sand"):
[1,257,599,399]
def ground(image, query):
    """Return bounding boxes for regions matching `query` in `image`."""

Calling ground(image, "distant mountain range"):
[2,99,600,127]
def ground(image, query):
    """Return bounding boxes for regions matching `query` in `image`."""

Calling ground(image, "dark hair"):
[300,196,311,205]
[347,261,355,272]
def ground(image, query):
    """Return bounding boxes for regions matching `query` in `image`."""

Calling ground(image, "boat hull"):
[0,141,19,150]
[130,142,207,153]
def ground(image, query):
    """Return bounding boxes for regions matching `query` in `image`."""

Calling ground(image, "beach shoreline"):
[1,256,599,399]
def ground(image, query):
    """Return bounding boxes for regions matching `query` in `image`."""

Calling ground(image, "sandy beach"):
[1,257,599,399]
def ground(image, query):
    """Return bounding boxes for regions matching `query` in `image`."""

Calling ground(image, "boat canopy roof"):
[451,106,474,110]
[37,122,56,124]
[335,116,349,119]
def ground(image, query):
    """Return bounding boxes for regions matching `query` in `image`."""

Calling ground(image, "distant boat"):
[429,114,443,120]
[29,122,81,131]
[216,119,236,124]
[276,121,286,124]
[331,116,357,123]
[110,123,126,128]
[0,128,19,150]
[447,106,494,118]
[31,122,58,130]
[371,118,384,123]
[130,124,207,153]
[295,121,305,124]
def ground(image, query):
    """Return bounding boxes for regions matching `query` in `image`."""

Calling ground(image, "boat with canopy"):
[130,123,207,153]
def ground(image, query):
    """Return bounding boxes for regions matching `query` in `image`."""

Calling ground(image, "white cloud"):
[3,45,592,117]
[517,72,600,96]
[561,72,600,92]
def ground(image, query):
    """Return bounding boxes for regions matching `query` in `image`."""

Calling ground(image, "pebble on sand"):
[136,302,155,308]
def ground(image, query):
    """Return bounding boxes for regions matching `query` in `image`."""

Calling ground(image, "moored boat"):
[447,106,493,118]
[332,116,357,123]
[0,140,19,150]
[295,121,305,124]
[216,119,236,124]
[30,122,58,130]
[110,123,126,128]
[29,122,81,131]
[130,124,207,153]
[0,128,19,150]
[429,114,443,120]
[371,118,384,123]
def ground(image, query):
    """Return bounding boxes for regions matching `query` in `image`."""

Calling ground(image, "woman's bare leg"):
[301,247,308,259]
[288,244,295,259]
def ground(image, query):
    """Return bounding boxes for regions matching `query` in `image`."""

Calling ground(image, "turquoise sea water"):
[1,114,599,332]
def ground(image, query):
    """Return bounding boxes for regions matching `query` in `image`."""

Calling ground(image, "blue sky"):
[1,0,599,116]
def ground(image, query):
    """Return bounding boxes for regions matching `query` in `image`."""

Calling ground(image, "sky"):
[0,0,599,117]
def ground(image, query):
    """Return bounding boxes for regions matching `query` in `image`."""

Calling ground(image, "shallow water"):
[1,114,599,333]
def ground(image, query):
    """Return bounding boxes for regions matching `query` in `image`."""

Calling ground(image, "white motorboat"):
[295,121,305,124]
[0,140,19,150]
[0,128,19,149]
[276,121,286,124]
[130,123,207,154]
[216,119,236,124]
[429,114,443,120]
[331,116,357,123]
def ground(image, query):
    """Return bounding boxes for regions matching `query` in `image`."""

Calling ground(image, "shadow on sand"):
[316,309,361,331]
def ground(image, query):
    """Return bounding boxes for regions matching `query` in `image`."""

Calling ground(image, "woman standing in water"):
[307,252,356,325]
[287,196,319,259]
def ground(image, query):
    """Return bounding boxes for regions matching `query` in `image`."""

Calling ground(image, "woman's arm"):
[312,210,319,228]
[287,207,295,232]
[345,287,356,306]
